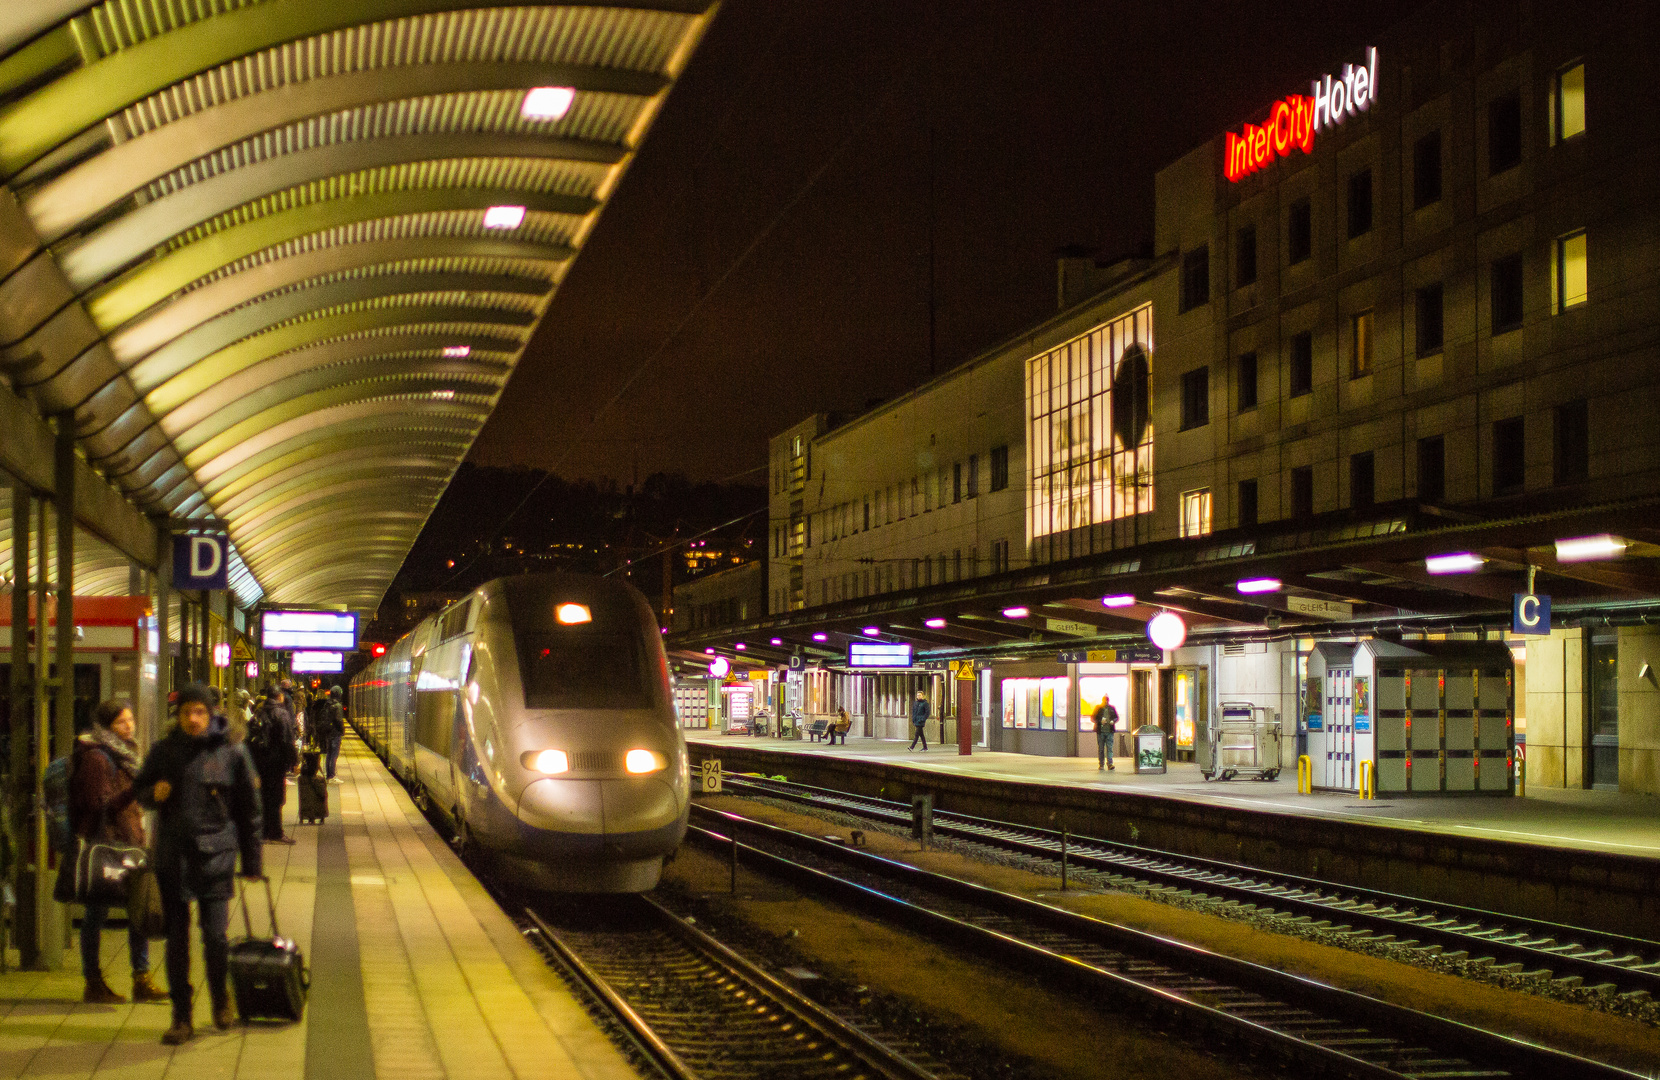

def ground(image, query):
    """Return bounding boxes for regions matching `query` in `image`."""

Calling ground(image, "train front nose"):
[515,778,605,855]
[598,778,686,852]
[514,776,684,853]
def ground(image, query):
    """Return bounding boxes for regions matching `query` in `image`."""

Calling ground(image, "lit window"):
[1351,310,1373,377]
[1554,63,1585,143]
[1555,231,1587,311]
[522,86,576,121]
[1180,489,1212,538]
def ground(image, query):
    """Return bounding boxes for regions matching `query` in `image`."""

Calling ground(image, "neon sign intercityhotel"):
[1225,47,1379,182]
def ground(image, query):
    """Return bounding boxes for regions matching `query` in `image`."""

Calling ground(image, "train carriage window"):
[517,628,653,710]
[439,601,471,640]
[414,679,456,754]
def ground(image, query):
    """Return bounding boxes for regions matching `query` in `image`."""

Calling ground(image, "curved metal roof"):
[0,0,714,611]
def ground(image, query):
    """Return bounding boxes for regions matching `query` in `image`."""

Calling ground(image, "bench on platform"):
[805,717,831,741]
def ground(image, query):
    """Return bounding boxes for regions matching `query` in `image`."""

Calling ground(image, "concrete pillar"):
[53,421,73,763]
[155,528,172,729]
[30,495,61,969]
[7,486,35,968]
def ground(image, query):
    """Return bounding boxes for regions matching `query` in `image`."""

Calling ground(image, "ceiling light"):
[770,637,783,645]
[442,345,471,358]
[704,647,715,654]
[1235,578,1281,594]
[812,632,827,641]
[708,657,730,678]
[521,86,576,120]
[734,643,746,650]
[430,389,456,400]
[1101,594,1136,608]
[1147,611,1187,650]
[483,205,526,229]
[1002,606,1029,619]
[1555,534,1627,563]
[1425,552,1484,574]
[925,618,947,628]
[862,626,880,636]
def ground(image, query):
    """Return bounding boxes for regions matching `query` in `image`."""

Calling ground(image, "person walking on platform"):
[248,685,299,844]
[134,682,262,1044]
[908,691,930,751]
[67,700,168,1005]
[309,686,346,783]
[1093,696,1120,771]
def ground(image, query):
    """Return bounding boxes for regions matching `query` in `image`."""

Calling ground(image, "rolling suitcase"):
[229,877,308,1023]
[298,749,328,824]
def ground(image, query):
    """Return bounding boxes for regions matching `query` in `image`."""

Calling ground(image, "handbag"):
[73,836,150,907]
[127,867,167,939]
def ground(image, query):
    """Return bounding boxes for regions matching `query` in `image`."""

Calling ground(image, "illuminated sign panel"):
[847,642,913,668]
[292,650,345,673]
[261,610,358,651]
[1225,47,1378,182]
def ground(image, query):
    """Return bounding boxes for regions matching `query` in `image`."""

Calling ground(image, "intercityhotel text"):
[1225,46,1379,182]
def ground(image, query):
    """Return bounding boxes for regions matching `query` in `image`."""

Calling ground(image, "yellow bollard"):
[1297,754,1312,794]
[1359,760,1375,800]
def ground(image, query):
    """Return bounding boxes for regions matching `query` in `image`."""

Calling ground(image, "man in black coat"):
[249,686,299,843]
[135,682,263,1044]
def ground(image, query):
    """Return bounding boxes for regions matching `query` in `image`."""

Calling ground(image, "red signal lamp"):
[370,643,387,657]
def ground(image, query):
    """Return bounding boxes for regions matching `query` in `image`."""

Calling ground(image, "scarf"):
[80,723,142,777]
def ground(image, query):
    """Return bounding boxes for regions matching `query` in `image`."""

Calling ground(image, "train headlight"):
[523,749,569,774]
[556,603,591,625]
[625,749,665,774]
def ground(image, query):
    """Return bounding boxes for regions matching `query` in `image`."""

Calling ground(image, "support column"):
[155,527,172,728]
[31,496,61,969]
[8,487,35,969]
[53,421,74,764]
[957,668,973,756]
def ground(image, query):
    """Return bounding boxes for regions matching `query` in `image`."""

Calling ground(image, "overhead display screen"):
[291,650,345,673]
[261,610,358,651]
[846,642,913,668]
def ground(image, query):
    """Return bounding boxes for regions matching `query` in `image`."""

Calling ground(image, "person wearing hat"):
[134,682,263,1045]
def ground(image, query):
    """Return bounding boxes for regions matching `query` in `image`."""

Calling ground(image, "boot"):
[214,1002,237,1030]
[161,1019,193,1045]
[131,972,168,1003]
[83,974,126,1004]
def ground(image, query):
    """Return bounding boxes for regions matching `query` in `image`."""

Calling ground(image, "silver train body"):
[350,574,688,892]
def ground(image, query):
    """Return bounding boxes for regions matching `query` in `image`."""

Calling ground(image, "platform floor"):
[0,735,639,1080]
[688,731,1660,859]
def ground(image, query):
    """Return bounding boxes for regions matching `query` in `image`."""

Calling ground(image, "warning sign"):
[232,639,254,661]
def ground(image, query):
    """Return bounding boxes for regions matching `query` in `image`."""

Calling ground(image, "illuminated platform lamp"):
[1101,594,1136,608]
[703,647,715,654]
[483,204,526,229]
[442,345,471,358]
[770,637,784,645]
[1147,611,1187,650]
[1425,552,1484,574]
[924,617,947,628]
[1001,606,1030,619]
[521,86,576,120]
[734,643,746,651]
[430,389,456,399]
[708,656,730,678]
[1555,534,1627,563]
[862,626,881,636]
[812,632,828,641]
[1236,577,1281,594]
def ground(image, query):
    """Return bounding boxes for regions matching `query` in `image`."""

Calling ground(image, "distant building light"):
[1101,594,1136,608]
[1002,606,1030,619]
[521,86,576,120]
[1236,578,1281,594]
[1425,552,1484,574]
[924,618,947,628]
[443,345,471,358]
[483,205,526,229]
[1555,534,1626,563]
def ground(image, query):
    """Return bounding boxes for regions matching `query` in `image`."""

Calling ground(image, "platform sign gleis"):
[172,533,228,591]
[1512,593,1551,636]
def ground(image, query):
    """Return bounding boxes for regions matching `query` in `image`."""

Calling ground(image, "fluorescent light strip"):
[1555,534,1626,563]
[1425,552,1484,574]
[1235,578,1280,594]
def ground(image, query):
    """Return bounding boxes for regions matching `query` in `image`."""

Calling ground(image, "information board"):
[291,650,344,673]
[261,610,358,651]
[847,641,913,668]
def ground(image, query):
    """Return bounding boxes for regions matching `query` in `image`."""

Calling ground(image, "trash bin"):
[1134,725,1167,774]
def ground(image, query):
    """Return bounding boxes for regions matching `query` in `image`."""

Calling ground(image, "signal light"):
[370,643,387,657]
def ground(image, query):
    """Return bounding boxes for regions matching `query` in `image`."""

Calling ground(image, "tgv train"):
[350,574,689,892]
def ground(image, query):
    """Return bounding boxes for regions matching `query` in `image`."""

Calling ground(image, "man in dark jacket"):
[134,682,262,1044]
[249,687,299,843]
[908,691,931,751]
[308,686,346,783]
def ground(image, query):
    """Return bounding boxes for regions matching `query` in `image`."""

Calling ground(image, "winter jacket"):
[307,698,344,741]
[134,715,262,901]
[249,700,299,773]
[69,735,144,847]
[910,698,930,726]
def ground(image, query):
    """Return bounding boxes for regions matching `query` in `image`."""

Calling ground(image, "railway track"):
[689,803,1647,1080]
[718,773,1660,1001]
[522,894,948,1080]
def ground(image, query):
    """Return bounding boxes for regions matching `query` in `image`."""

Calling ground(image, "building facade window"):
[1417,435,1445,503]
[1235,224,1257,286]
[966,454,979,497]
[1236,351,1258,411]
[1351,310,1373,378]
[953,462,963,503]
[1413,130,1442,208]
[1237,478,1258,528]
[1180,366,1209,430]
[1180,489,1212,538]
[1289,331,1313,397]
[1555,230,1588,311]
[1350,451,1375,510]
[1287,198,1312,264]
[1291,466,1314,520]
[990,445,1009,491]
[1491,253,1524,333]
[1347,168,1373,238]
[1180,245,1210,312]
[1026,304,1154,544]
[1493,416,1526,495]
[1489,91,1523,174]
[1553,62,1585,143]
[1554,399,1589,485]
[1416,283,1444,355]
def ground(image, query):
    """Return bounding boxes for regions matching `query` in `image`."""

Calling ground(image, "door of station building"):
[1323,667,1355,790]
[1588,632,1619,789]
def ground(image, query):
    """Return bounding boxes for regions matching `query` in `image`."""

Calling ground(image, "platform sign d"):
[173,533,228,591]
[1512,593,1551,636]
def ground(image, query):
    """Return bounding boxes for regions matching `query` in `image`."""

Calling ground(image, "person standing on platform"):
[67,700,168,1005]
[134,682,262,1044]
[1093,696,1120,771]
[248,686,299,844]
[310,686,346,783]
[908,690,930,751]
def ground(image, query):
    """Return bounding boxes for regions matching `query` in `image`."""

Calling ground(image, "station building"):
[682,1,1660,795]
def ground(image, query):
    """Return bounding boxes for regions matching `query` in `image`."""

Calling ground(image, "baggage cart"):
[1202,702,1282,781]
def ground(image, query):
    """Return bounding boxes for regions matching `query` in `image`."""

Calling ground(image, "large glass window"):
[1413,131,1442,208]
[1351,311,1373,378]
[1287,198,1312,264]
[1180,366,1209,430]
[1489,92,1523,174]
[1554,63,1585,143]
[517,629,654,710]
[1001,677,1069,730]
[1416,283,1444,356]
[1026,303,1154,545]
[1555,231,1587,311]
[1180,489,1212,538]
[1079,675,1128,733]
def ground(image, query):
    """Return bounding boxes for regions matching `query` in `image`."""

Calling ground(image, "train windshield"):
[516,629,654,710]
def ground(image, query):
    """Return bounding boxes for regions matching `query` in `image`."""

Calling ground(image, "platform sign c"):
[1512,593,1551,636]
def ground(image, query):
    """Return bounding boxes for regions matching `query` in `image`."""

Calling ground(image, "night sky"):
[470,0,1427,483]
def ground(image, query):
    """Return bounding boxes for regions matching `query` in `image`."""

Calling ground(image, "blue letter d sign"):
[1512,593,1550,636]
[173,534,229,591]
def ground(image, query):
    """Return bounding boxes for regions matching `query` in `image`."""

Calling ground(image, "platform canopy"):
[0,0,714,611]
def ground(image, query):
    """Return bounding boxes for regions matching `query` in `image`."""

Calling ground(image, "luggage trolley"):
[1202,701,1282,781]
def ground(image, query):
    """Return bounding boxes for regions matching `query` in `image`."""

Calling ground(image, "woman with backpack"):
[67,700,167,1004]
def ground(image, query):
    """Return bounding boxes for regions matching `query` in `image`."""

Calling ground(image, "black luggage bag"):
[229,877,308,1023]
[298,749,328,823]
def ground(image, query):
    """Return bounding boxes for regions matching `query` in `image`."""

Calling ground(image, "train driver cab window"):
[516,624,654,710]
